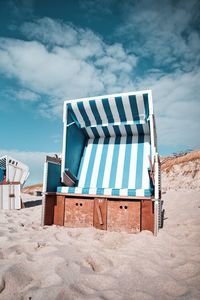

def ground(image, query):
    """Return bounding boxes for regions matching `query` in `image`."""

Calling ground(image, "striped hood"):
[67,92,150,128]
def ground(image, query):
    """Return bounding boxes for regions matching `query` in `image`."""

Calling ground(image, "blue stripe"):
[77,140,88,180]
[144,189,153,197]
[125,125,132,135]
[135,135,144,188]
[68,187,75,193]
[102,98,114,123]
[89,100,102,125]
[129,95,140,122]
[109,136,121,187]
[81,128,89,138]
[91,127,100,137]
[122,135,132,188]
[115,96,127,122]
[96,137,110,187]
[96,188,104,195]
[84,138,99,187]
[102,126,110,137]
[67,103,80,127]
[143,93,149,120]
[77,102,91,127]
[128,189,136,196]
[57,187,62,193]
[82,188,89,194]
[112,189,120,196]
[57,186,154,196]
[136,124,144,135]
[113,125,121,136]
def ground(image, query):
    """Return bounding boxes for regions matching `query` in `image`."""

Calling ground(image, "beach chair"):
[42,90,161,234]
[0,156,30,209]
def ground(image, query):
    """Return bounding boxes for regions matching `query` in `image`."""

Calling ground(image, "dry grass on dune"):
[161,150,200,173]
[161,149,200,192]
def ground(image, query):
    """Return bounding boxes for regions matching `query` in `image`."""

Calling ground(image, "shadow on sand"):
[24,199,42,208]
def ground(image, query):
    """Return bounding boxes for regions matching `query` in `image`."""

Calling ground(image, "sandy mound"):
[22,184,43,195]
[0,191,200,299]
[161,150,200,192]
[1,150,200,299]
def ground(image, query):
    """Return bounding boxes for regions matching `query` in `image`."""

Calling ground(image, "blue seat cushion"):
[57,186,153,197]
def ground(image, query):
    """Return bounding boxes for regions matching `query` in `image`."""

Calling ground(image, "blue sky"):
[0,0,200,184]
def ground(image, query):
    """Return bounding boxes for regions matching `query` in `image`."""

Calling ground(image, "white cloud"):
[0,18,137,117]
[0,14,199,153]
[21,18,78,48]
[15,89,40,102]
[118,0,200,71]
[136,70,200,149]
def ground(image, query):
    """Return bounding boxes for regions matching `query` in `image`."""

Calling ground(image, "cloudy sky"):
[0,0,199,184]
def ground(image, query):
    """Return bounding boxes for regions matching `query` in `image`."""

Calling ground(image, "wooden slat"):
[141,200,154,233]
[107,201,140,233]
[46,155,61,164]
[43,195,56,225]
[54,195,65,226]
[0,182,21,185]
[93,198,107,230]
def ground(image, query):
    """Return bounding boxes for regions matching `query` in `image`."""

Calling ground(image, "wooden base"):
[43,193,154,234]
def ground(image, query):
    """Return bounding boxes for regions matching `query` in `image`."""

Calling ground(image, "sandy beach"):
[0,190,200,300]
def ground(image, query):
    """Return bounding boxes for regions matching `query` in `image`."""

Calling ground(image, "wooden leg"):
[43,194,56,225]
[54,195,65,226]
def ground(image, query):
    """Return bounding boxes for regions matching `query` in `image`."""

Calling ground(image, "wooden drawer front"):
[64,198,94,227]
[107,201,140,233]
[141,200,154,233]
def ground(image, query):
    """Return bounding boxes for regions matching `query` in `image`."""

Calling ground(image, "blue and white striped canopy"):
[59,91,155,197]
[66,92,151,138]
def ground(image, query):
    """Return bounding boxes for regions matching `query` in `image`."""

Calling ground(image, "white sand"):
[0,191,200,300]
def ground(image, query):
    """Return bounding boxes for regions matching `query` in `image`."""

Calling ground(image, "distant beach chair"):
[0,156,29,209]
[42,90,161,235]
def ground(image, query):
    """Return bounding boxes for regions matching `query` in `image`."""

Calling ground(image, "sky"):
[0,0,199,185]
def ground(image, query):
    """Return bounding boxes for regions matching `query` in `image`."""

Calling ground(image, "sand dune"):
[0,189,200,299]
[22,184,43,195]
[161,150,200,192]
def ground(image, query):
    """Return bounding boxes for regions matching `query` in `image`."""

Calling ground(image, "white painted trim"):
[42,160,48,194]
[0,184,21,210]
[154,153,159,200]
[41,159,48,226]
[148,90,154,115]
[149,114,156,160]
[63,101,67,123]
[62,101,68,184]
[63,90,152,105]
[154,200,159,236]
